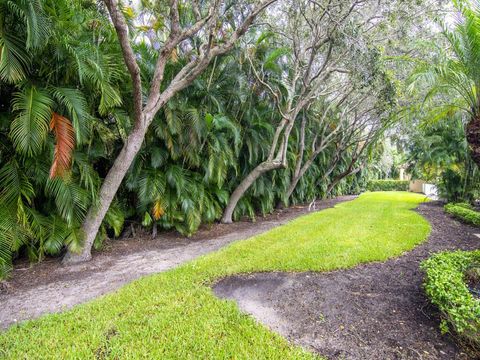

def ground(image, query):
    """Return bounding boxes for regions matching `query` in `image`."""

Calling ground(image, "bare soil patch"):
[214,201,480,360]
[0,196,355,330]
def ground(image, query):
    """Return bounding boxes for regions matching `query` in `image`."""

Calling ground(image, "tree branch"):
[104,0,143,127]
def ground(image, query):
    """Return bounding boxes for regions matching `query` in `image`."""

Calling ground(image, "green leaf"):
[64,227,84,253]
[45,177,89,225]
[43,216,70,255]
[205,113,214,129]
[0,32,29,83]
[142,211,152,227]
[10,85,53,156]
[50,87,91,144]
[0,160,35,207]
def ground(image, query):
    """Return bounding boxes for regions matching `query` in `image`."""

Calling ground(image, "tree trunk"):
[221,161,283,224]
[285,177,300,203]
[63,127,146,264]
[466,116,480,167]
[284,155,320,205]
[326,166,362,196]
[284,115,307,206]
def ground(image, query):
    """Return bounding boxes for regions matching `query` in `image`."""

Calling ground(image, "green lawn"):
[0,192,430,359]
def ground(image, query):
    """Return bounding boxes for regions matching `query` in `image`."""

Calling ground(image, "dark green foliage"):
[0,0,127,277]
[406,117,480,203]
[0,0,391,277]
[367,179,409,191]
[421,250,480,355]
[444,203,480,227]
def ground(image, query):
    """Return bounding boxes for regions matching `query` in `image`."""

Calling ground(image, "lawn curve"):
[0,192,430,359]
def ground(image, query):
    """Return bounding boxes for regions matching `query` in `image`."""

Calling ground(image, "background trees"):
[406,116,480,202]
[0,0,446,276]
[391,0,480,204]
[0,0,126,276]
[407,0,480,167]
[63,0,276,263]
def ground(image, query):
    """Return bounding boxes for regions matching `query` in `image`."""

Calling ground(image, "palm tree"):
[409,0,480,167]
[0,0,127,276]
[407,116,479,202]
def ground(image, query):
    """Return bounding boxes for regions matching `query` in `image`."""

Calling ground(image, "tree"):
[221,0,363,223]
[406,116,479,202]
[0,0,127,276]
[63,0,276,263]
[408,0,480,168]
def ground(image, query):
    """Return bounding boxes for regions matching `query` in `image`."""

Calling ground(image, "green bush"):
[445,203,480,226]
[452,202,474,210]
[421,251,480,354]
[367,179,409,191]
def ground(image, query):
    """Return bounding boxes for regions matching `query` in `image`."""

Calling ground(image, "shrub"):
[421,251,480,354]
[451,202,474,210]
[444,203,480,226]
[367,179,409,191]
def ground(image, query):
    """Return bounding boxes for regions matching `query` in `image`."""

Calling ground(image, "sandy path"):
[0,196,355,330]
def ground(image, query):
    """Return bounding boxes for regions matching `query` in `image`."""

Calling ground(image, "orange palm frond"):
[152,199,165,220]
[49,112,75,178]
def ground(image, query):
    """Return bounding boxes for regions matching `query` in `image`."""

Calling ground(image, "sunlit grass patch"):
[0,192,430,359]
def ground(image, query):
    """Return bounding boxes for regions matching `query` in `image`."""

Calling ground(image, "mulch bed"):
[214,201,480,359]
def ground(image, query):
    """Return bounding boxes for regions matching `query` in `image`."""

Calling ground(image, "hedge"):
[367,179,409,191]
[444,203,480,226]
[421,250,480,354]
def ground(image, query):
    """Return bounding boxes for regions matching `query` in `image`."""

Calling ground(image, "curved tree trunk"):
[326,166,362,196]
[285,177,300,203]
[63,127,146,264]
[61,0,275,264]
[466,116,480,167]
[221,161,283,224]
[284,158,312,204]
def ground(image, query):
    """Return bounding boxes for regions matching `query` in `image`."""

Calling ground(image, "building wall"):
[409,180,425,193]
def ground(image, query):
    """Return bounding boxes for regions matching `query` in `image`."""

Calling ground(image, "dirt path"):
[0,196,356,330]
[214,202,480,360]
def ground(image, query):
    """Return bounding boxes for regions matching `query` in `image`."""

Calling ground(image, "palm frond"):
[10,85,53,156]
[0,159,35,207]
[5,0,49,49]
[49,112,75,178]
[45,177,88,225]
[0,32,29,83]
[49,87,91,144]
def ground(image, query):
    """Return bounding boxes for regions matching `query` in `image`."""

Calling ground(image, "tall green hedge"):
[367,179,409,191]
[445,203,480,226]
[421,251,480,355]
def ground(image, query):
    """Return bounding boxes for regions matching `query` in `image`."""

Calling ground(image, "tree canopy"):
[0,0,473,276]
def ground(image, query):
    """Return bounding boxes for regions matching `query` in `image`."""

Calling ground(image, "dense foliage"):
[0,0,129,276]
[445,203,480,226]
[421,250,480,354]
[402,0,480,203]
[406,117,480,203]
[0,0,401,276]
[367,180,409,192]
[407,0,480,169]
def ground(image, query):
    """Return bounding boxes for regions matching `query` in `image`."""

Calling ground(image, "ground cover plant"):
[0,192,430,359]
[444,203,480,227]
[421,250,480,355]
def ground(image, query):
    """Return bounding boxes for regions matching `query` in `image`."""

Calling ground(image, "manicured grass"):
[0,192,430,359]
